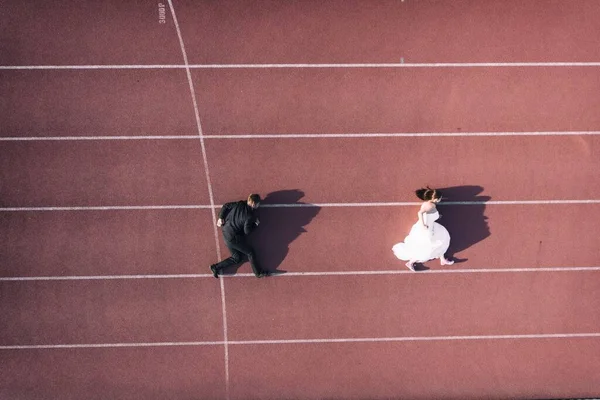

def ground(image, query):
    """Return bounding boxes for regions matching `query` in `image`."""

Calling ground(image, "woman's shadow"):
[433,185,491,265]
[244,189,320,275]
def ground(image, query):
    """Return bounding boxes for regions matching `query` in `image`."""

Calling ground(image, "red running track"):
[1,1,600,399]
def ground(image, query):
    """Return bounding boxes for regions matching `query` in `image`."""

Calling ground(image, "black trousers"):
[213,235,262,276]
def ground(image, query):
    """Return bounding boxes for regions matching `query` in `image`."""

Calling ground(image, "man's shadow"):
[222,190,320,276]
[434,185,491,264]
[254,190,320,275]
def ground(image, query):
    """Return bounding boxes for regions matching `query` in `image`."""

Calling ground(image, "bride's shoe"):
[405,261,416,271]
[440,258,454,266]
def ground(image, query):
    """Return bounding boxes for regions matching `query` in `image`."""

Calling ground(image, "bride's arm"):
[418,203,429,228]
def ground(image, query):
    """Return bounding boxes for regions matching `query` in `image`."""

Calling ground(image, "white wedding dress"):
[392,210,451,262]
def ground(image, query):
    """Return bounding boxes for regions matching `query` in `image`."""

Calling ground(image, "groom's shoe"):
[210,265,219,279]
[256,270,271,278]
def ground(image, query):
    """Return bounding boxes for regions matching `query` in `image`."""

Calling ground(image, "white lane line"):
[189,62,600,68]
[0,341,224,350]
[0,274,214,281]
[2,131,600,141]
[2,62,600,70]
[0,136,200,141]
[453,200,600,205]
[228,267,600,277]
[218,277,229,399]
[205,131,600,138]
[2,200,600,212]
[0,206,214,211]
[3,332,600,350]
[3,267,600,282]
[229,332,600,345]
[264,200,600,207]
[0,65,185,70]
[166,1,229,397]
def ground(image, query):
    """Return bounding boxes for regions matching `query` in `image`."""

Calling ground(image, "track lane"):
[0,346,226,400]
[0,209,217,277]
[224,272,600,340]
[228,338,600,399]
[193,67,600,135]
[0,140,211,206]
[176,0,600,64]
[0,279,223,345]
[0,70,197,138]
[207,136,600,203]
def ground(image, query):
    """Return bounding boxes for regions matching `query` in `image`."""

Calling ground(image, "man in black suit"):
[210,194,269,278]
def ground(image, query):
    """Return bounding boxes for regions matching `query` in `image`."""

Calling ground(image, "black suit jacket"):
[219,201,258,239]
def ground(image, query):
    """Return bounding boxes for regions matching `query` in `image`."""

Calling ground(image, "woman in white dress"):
[392,187,454,271]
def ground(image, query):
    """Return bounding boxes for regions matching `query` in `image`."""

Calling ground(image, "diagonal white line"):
[167,2,219,253]
[167,1,229,397]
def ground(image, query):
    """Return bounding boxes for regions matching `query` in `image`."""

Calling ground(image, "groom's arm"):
[217,202,236,226]
[244,214,258,235]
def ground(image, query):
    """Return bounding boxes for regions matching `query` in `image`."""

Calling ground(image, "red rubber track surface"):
[1,1,599,399]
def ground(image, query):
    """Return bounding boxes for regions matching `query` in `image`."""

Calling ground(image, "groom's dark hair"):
[248,194,261,205]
